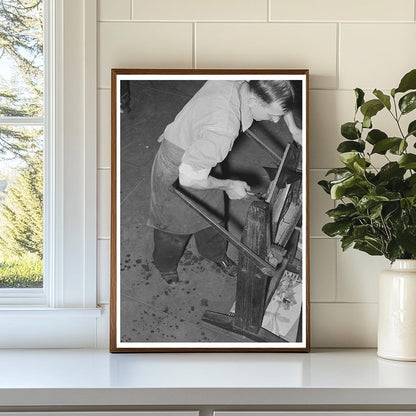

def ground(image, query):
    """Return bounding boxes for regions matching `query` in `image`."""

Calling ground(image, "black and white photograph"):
[110,70,309,352]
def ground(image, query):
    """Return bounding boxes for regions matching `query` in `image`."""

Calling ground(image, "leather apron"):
[147,139,225,235]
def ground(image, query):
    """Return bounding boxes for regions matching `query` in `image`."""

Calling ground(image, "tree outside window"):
[0,0,44,288]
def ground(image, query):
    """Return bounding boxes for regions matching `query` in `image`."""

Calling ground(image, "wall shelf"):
[0,348,415,413]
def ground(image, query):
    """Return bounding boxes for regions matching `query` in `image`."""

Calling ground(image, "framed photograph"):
[110,69,310,352]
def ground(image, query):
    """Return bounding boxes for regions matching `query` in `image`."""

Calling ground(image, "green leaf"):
[339,152,360,167]
[407,196,416,207]
[399,154,416,169]
[366,129,387,145]
[398,226,416,255]
[355,88,365,110]
[389,139,408,155]
[384,203,400,222]
[371,137,402,154]
[407,120,416,138]
[363,116,372,129]
[384,191,401,201]
[322,221,351,237]
[353,158,366,174]
[369,203,383,219]
[330,176,356,199]
[325,167,352,176]
[318,180,331,194]
[378,162,406,181]
[337,140,365,153]
[373,89,391,110]
[353,224,374,240]
[360,99,384,119]
[341,122,361,140]
[399,92,416,115]
[341,235,355,251]
[410,207,416,222]
[357,195,389,211]
[395,69,416,94]
[405,174,416,197]
[354,241,383,256]
[365,236,384,250]
[329,175,354,185]
[399,139,407,154]
[326,203,357,220]
[330,175,367,200]
[406,174,416,187]
[386,240,403,263]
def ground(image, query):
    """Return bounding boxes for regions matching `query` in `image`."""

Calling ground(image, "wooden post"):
[234,201,271,334]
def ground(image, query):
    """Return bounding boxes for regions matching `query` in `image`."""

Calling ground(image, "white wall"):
[96,0,416,348]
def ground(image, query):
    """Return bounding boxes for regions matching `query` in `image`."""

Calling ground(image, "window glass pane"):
[0,126,43,288]
[0,0,44,117]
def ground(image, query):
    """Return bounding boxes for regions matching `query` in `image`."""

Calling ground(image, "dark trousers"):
[153,227,227,273]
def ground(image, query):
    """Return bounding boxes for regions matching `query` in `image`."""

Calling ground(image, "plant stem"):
[390,97,407,139]
[380,214,391,241]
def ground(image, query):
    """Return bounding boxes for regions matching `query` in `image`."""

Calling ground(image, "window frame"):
[0,1,49,305]
[0,0,100,348]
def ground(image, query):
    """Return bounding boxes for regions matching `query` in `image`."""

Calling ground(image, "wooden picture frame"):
[110,69,310,352]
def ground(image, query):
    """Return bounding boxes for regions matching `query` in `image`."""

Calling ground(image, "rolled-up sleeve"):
[181,128,233,170]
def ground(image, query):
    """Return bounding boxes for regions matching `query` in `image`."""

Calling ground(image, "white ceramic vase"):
[378,259,416,361]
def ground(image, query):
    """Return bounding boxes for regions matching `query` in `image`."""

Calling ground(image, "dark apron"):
[147,139,225,235]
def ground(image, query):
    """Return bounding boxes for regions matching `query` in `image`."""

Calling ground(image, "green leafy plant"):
[319,69,416,262]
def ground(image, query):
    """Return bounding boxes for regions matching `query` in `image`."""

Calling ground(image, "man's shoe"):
[215,256,238,278]
[160,270,179,285]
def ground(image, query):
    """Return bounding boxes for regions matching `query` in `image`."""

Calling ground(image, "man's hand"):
[283,111,302,145]
[291,126,302,145]
[225,180,251,200]
[178,163,251,199]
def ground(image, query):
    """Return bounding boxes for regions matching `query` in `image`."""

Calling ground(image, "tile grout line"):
[193,22,197,68]
[98,19,415,24]
[336,22,341,90]
[130,0,133,20]
[311,301,378,305]
[267,0,271,22]
[96,87,388,92]
[309,236,339,239]
[333,229,339,303]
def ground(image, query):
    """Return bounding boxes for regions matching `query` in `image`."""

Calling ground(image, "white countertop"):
[0,348,416,407]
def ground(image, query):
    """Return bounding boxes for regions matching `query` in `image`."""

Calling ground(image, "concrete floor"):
[119,80,297,344]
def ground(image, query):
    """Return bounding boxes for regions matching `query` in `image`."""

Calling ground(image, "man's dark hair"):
[248,80,295,112]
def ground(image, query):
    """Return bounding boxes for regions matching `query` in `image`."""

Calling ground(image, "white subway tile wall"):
[98,90,111,168]
[97,0,416,347]
[98,169,111,239]
[99,0,131,21]
[309,90,354,169]
[310,239,337,302]
[311,303,378,347]
[98,22,193,88]
[132,0,269,21]
[196,23,338,89]
[336,246,390,303]
[270,0,414,22]
[340,24,416,90]
[97,240,110,305]
[309,170,334,237]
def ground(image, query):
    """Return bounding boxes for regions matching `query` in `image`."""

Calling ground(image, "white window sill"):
[0,307,105,349]
[0,307,102,316]
[0,349,415,410]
